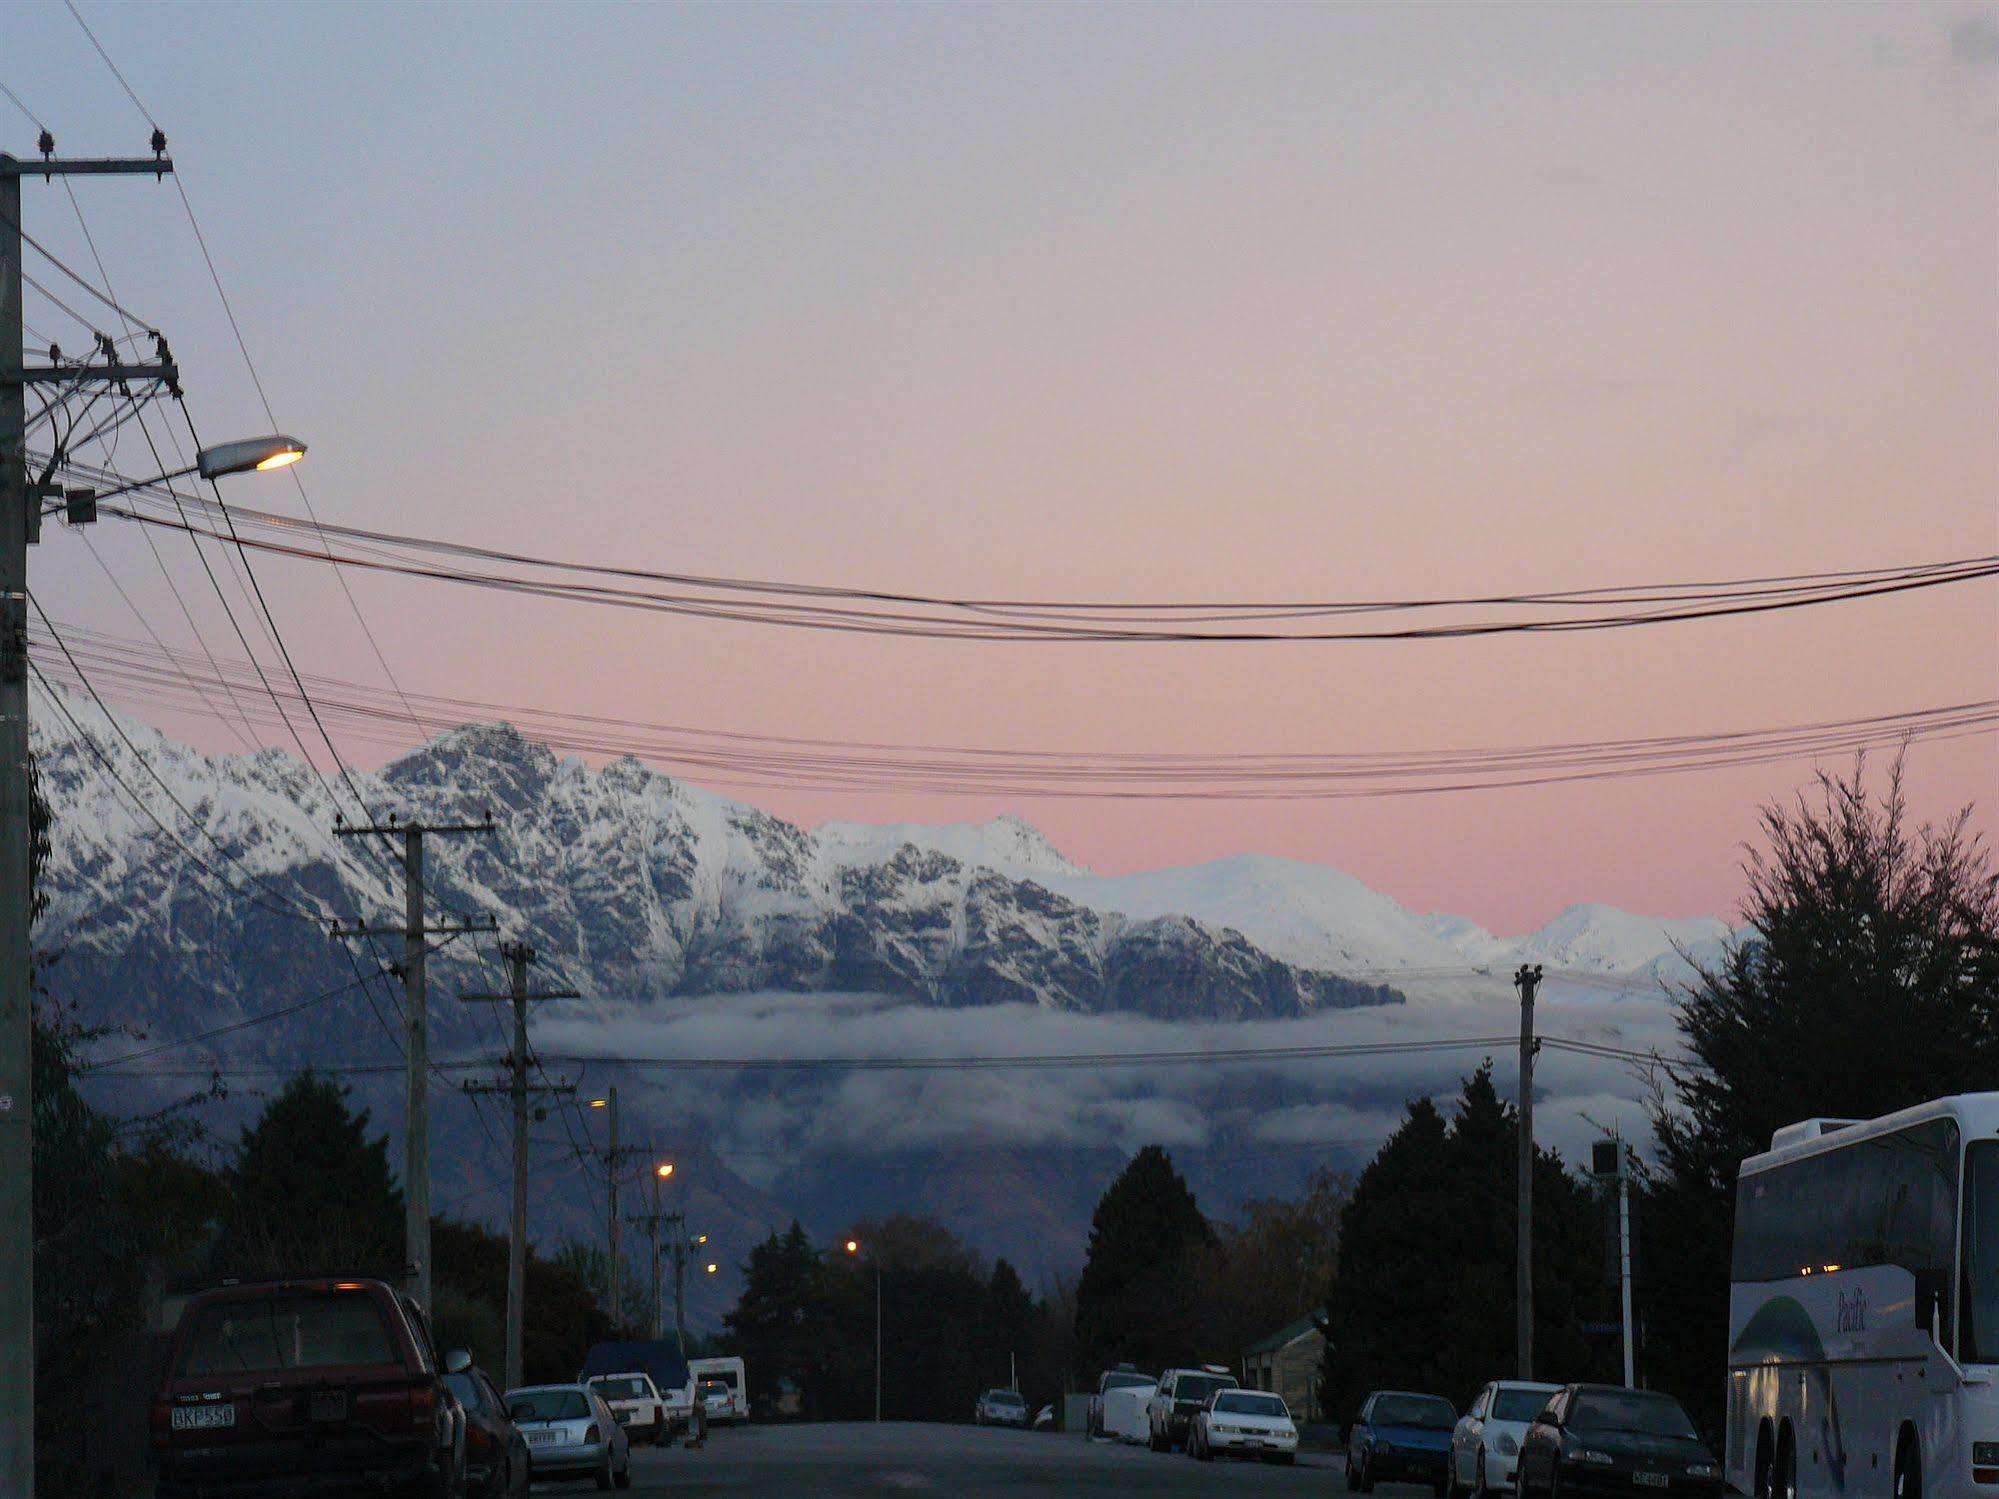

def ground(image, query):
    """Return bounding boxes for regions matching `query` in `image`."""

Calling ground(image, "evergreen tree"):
[724,1223,852,1418]
[1646,759,1999,1428]
[1319,1067,1612,1422]
[211,1071,403,1280]
[1074,1144,1214,1374]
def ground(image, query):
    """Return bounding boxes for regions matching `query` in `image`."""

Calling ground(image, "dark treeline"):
[722,1215,1065,1423]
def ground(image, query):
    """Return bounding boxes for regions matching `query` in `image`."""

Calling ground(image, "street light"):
[195,434,306,478]
[657,1162,674,1179]
[705,1263,718,1276]
[846,1238,881,1424]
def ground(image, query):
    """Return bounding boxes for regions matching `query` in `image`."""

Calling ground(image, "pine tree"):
[1646,758,1999,1428]
[211,1071,403,1280]
[1319,1066,1613,1422]
[1074,1144,1214,1374]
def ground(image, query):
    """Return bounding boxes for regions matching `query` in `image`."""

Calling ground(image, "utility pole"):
[2,138,177,1499]
[1515,962,1543,1382]
[332,813,496,1313]
[1590,1135,1638,1387]
[590,1089,655,1330]
[627,1163,677,1339]
[462,939,576,1392]
[667,1223,709,1360]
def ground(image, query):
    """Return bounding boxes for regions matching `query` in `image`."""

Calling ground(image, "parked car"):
[1190,1387,1299,1465]
[699,1378,734,1423]
[688,1354,749,1424]
[506,1382,632,1491]
[444,1357,531,1498]
[149,1276,469,1499]
[1347,1390,1458,1494]
[586,1371,668,1445]
[1146,1366,1237,1452]
[1087,1365,1156,1438]
[1451,1381,1562,1499]
[1514,1385,1723,1499]
[580,1339,698,1441]
[974,1387,1031,1427]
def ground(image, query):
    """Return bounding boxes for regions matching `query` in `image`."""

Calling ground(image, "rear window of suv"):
[176,1292,399,1375]
[1174,1374,1233,1403]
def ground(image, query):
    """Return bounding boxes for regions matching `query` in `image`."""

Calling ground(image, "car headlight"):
[1576,1451,1616,1467]
[1688,1464,1720,1479]
[1497,1434,1519,1456]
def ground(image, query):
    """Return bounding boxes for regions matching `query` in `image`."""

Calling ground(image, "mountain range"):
[31,692,1734,1318]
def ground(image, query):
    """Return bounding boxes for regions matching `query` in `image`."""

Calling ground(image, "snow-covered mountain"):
[29,693,1734,1309]
[29,697,1407,1035]
[29,694,1735,1040]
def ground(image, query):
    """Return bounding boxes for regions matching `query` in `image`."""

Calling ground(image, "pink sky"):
[14,1,1998,933]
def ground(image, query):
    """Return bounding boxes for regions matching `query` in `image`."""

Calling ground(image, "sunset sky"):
[11,0,1996,934]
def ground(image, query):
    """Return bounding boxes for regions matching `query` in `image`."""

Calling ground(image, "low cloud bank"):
[533,981,1688,1193]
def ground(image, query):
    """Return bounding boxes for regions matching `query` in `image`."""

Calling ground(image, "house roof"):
[1243,1315,1324,1357]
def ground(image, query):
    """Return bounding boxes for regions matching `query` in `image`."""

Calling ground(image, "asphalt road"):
[539,1421,1383,1495]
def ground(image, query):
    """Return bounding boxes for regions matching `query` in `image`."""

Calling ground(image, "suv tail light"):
[148,1395,172,1451]
[408,1384,436,1430]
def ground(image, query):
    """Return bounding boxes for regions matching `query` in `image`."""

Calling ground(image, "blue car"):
[1347,1390,1459,1495]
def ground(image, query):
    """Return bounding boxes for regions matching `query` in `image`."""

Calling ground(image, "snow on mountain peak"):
[815,812,1087,880]
[1510,903,1734,974]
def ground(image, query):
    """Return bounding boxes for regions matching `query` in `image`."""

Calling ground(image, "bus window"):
[1961,1143,1999,1363]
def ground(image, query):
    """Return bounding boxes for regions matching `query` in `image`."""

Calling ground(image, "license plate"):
[308,1390,349,1423]
[528,1429,559,1445]
[171,1404,235,1431]
[1636,1473,1671,1488]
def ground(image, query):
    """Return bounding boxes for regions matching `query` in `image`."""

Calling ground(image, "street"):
[571,1422,1355,1495]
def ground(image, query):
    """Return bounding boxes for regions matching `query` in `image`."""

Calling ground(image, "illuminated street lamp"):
[195,433,306,478]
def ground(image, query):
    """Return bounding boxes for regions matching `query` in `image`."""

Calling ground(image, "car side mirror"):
[444,1348,472,1375]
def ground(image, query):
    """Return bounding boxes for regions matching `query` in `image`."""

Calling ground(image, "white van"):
[686,1355,748,1424]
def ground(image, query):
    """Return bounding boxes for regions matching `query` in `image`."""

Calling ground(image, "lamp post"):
[588,1091,620,1324]
[846,1238,881,1424]
[650,1163,673,1339]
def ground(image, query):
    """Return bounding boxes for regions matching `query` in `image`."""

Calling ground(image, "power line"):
[62,0,158,129]
[77,966,395,1070]
[95,485,1999,643]
[31,616,1999,802]
[25,656,325,925]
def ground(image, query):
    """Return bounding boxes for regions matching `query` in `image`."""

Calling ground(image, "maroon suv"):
[150,1277,467,1498]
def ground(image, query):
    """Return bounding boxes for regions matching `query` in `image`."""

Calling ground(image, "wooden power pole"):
[1515,962,1543,1380]
[332,813,496,1313]
[462,940,576,1392]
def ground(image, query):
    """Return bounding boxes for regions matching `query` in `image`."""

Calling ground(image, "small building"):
[1241,1315,1326,1420]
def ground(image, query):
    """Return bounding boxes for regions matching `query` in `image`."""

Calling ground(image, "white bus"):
[1727,1095,1999,1499]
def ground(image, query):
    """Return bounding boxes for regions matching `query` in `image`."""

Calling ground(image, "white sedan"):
[1449,1381,1560,1498]
[1189,1389,1299,1465]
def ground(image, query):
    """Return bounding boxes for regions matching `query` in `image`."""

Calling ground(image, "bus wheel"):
[1753,1423,1775,1499]
[1774,1428,1798,1499]
[1894,1431,1921,1499]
